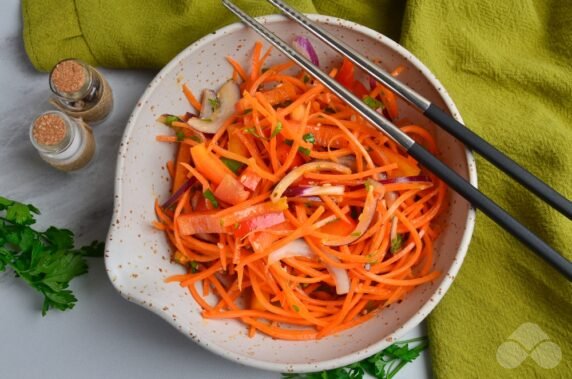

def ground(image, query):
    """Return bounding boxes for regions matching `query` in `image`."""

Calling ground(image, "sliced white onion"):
[271,161,351,202]
[323,188,378,246]
[267,239,313,266]
[267,239,350,295]
[188,80,240,133]
[283,185,345,198]
[199,89,217,119]
[324,254,350,295]
[292,36,320,66]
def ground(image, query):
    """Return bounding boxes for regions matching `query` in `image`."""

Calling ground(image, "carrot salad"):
[153,41,446,340]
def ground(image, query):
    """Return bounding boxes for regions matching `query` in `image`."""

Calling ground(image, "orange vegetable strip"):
[182,84,202,111]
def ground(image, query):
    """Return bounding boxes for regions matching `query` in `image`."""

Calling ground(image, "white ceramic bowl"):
[105,14,476,373]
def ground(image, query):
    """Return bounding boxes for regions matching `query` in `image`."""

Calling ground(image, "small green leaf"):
[390,235,403,253]
[44,227,74,250]
[363,96,382,110]
[203,189,219,209]
[77,241,105,257]
[190,135,202,143]
[271,122,283,138]
[220,157,244,174]
[302,74,310,83]
[351,231,362,237]
[298,147,311,156]
[244,127,264,139]
[176,130,186,141]
[302,133,315,144]
[6,203,36,225]
[164,115,180,126]
[208,97,220,111]
[190,261,199,273]
[292,304,300,312]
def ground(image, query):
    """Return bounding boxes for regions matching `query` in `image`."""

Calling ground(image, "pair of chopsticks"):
[222,0,572,280]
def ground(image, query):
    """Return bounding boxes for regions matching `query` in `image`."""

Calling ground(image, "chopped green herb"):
[203,189,219,209]
[219,219,225,227]
[190,135,202,143]
[244,127,264,139]
[302,74,310,83]
[284,139,311,155]
[271,122,283,138]
[0,196,104,315]
[164,115,181,126]
[364,180,374,192]
[208,97,220,112]
[351,231,362,237]
[302,133,315,144]
[176,130,185,141]
[324,106,336,114]
[189,261,199,273]
[390,235,403,253]
[220,157,244,174]
[363,96,382,110]
[201,118,212,122]
[292,304,300,313]
[282,336,429,379]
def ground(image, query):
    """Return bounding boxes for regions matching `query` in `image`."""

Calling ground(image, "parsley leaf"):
[244,127,264,139]
[176,130,186,141]
[208,97,220,111]
[161,114,181,126]
[0,196,103,315]
[363,96,382,110]
[271,122,283,138]
[220,157,244,174]
[283,337,428,379]
[302,133,315,144]
[390,235,403,253]
[203,189,219,209]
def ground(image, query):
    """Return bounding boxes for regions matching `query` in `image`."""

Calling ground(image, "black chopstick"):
[222,0,572,280]
[265,0,572,220]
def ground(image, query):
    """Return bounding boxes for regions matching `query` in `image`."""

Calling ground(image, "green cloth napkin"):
[22,0,571,377]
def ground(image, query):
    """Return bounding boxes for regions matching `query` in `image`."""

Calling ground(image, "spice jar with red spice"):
[49,59,113,124]
[30,111,96,172]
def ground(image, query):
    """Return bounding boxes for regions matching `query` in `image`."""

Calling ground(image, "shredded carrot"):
[154,41,446,341]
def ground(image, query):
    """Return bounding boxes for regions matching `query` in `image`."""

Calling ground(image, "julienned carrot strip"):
[156,41,446,341]
[182,84,202,111]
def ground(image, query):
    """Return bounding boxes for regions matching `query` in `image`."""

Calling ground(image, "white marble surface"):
[0,1,430,378]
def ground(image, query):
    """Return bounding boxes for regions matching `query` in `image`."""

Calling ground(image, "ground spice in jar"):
[49,59,113,124]
[30,111,96,172]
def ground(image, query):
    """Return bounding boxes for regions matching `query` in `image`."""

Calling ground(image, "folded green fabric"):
[22,0,571,377]
[401,1,572,377]
[22,0,404,71]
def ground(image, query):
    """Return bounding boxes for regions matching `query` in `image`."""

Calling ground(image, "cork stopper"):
[32,113,67,146]
[49,59,92,100]
[30,111,73,153]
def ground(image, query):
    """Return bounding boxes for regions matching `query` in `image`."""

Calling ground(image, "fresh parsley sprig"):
[282,337,428,379]
[0,196,104,315]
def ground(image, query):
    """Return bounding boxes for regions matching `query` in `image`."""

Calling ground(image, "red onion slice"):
[271,161,351,202]
[162,178,196,208]
[379,175,431,185]
[283,185,345,198]
[292,36,320,66]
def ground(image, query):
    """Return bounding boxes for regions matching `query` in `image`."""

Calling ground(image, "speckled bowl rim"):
[107,14,477,373]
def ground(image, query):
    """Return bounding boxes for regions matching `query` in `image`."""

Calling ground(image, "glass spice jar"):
[49,58,113,124]
[29,111,96,172]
